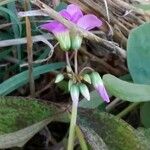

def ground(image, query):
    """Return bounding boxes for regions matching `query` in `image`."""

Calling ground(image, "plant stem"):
[76,125,88,150]
[106,98,120,112]
[79,66,94,75]
[66,52,73,71]
[74,50,78,74]
[117,102,141,118]
[67,102,78,150]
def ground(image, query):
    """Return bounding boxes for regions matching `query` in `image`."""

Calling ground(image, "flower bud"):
[68,79,74,91]
[70,84,80,106]
[55,73,64,83]
[79,83,90,101]
[91,72,110,103]
[66,65,72,73]
[83,74,91,84]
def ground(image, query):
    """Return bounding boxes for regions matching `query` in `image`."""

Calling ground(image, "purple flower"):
[41,4,102,50]
[91,72,110,103]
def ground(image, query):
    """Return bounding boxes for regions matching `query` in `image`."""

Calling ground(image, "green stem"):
[117,102,141,118]
[67,102,78,150]
[106,98,120,112]
[66,52,73,72]
[76,125,88,150]
[74,50,78,74]
[79,66,94,75]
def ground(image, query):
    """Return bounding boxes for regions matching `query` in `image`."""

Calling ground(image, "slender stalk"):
[79,66,94,75]
[67,102,78,150]
[106,98,120,112]
[74,50,78,74]
[117,102,140,118]
[76,125,88,150]
[66,52,73,72]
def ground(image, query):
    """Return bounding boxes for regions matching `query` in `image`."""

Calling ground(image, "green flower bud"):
[79,83,90,101]
[68,79,74,91]
[66,65,72,73]
[91,72,103,87]
[55,73,64,83]
[83,74,91,84]
[70,84,79,106]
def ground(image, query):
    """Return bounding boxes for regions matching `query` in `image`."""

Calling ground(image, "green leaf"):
[0,6,22,37]
[55,2,67,11]
[103,74,150,102]
[127,22,150,84]
[0,96,67,148]
[135,4,150,11]
[0,0,17,6]
[78,110,149,150]
[137,128,150,143]
[80,125,108,150]
[136,128,150,148]
[79,91,104,109]
[140,102,150,128]
[0,62,65,95]
[0,48,12,60]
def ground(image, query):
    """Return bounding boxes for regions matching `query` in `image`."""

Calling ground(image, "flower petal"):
[77,14,102,30]
[66,4,83,23]
[41,21,67,34]
[59,9,72,20]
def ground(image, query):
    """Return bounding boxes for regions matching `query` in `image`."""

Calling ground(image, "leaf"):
[79,91,104,109]
[140,102,150,128]
[135,4,150,11]
[0,0,17,6]
[0,6,22,37]
[137,128,150,143]
[78,110,149,150]
[7,2,22,62]
[0,48,12,60]
[55,2,67,11]
[79,125,108,150]
[0,119,52,148]
[127,22,150,84]
[0,62,65,95]
[103,74,150,102]
[0,96,67,148]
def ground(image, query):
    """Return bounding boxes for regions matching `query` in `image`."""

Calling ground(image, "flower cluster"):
[41,4,102,51]
[41,4,109,105]
[55,71,110,106]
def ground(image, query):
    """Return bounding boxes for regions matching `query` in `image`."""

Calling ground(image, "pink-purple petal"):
[77,14,102,30]
[40,21,67,34]
[66,4,83,18]
[96,85,110,103]
[59,9,72,20]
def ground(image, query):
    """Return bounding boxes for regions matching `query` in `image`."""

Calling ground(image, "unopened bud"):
[83,74,91,84]
[79,83,90,101]
[91,72,110,103]
[70,84,79,106]
[55,73,64,83]
[68,79,73,91]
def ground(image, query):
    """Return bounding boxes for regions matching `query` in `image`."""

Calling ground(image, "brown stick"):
[25,1,35,97]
